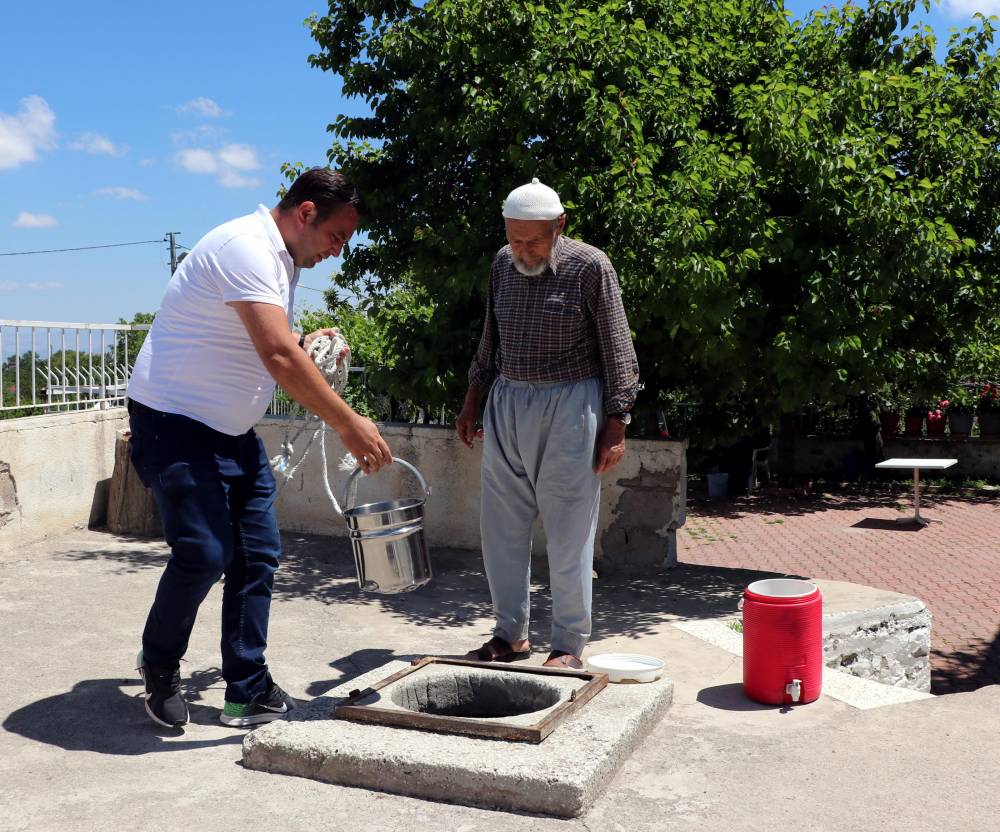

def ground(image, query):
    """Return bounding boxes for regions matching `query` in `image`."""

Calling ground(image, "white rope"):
[269,333,358,515]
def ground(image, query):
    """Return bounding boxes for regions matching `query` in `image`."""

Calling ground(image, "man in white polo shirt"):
[126,168,392,729]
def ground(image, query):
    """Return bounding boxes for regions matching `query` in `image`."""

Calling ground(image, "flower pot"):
[707,472,729,498]
[879,411,900,436]
[926,414,947,436]
[979,412,1000,439]
[903,414,924,437]
[948,412,974,439]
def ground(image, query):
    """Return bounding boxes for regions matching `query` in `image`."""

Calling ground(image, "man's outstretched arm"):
[230,300,392,473]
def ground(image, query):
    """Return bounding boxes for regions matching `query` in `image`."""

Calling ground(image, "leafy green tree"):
[296,292,441,421]
[305,0,1000,436]
[1,351,47,416]
[115,312,155,370]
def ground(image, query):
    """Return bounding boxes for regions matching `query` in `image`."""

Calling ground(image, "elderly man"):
[456,177,639,669]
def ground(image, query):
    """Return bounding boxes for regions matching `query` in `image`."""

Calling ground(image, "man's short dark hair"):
[278,167,366,222]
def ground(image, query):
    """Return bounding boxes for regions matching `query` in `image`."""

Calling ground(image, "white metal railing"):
[0,320,151,416]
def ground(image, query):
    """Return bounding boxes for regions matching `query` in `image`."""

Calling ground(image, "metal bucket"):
[342,458,432,594]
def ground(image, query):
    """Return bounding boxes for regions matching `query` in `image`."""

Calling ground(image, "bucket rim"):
[745,578,819,599]
[343,496,425,518]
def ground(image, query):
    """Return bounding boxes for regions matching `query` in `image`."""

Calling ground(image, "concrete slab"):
[243,660,674,817]
[3,529,998,832]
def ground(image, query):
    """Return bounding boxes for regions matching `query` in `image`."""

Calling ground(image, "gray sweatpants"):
[480,375,602,657]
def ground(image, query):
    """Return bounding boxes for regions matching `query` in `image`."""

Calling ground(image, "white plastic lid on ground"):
[586,653,664,683]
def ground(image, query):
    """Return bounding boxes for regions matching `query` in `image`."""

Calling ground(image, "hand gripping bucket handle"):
[342,458,431,512]
[341,458,433,594]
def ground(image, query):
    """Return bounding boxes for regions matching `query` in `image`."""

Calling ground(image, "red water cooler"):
[743,578,823,705]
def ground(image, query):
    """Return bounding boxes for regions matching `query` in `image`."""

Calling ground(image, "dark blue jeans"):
[128,400,281,704]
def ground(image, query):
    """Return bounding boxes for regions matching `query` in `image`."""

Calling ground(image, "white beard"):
[512,255,549,276]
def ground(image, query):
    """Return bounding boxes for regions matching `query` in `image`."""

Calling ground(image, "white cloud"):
[177,148,218,174]
[177,97,229,118]
[97,186,148,201]
[172,124,226,147]
[943,0,1000,15]
[217,143,259,170]
[13,211,58,228]
[219,169,260,188]
[0,95,57,169]
[70,131,128,156]
[176,143,261,188]
[138,158,155,167]
[0,281,19,292]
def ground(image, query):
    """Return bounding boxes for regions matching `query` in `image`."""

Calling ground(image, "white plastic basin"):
[586,653,664,683]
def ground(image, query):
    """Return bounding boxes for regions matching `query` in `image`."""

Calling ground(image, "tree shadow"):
[686,487,997,521]
[60,532,795,650]
[306,647,407,696]
[59,535,168,573]
[2,667,242,755]
[931,626,1000,694]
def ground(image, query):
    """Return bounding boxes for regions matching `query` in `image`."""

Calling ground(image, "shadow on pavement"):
[696,683,786,712]
[850,518,924,531]
[53,532,823,703]
[687,488,996,521]
[61,533,794,646]
[307,647,406,696]
[932,627,1000,694]
[2,673,243,755]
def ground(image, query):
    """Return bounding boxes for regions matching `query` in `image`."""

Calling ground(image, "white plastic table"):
[874,458,958,525]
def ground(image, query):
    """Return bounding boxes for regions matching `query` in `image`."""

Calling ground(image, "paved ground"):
[2,530,998,832]
[677,486,1000,693]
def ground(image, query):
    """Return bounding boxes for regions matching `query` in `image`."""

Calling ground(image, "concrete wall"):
[775,434,1000,480]
[0,408,128,554]
[258,420,688,571]
[0,412,688,570]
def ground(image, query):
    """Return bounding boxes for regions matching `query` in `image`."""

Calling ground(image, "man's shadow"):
[4,669,242,755]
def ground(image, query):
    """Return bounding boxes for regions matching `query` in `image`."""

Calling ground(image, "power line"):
[0,239,165,257]
[297,284,329,294]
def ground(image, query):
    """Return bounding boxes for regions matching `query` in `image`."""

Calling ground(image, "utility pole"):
[166,232,181,273]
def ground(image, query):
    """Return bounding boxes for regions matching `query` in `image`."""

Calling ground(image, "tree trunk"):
[106,430,162,537]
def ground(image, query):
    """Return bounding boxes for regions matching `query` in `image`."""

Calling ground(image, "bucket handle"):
[342,458,431,513]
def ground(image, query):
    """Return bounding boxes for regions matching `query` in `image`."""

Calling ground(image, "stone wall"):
[775,434,1000,480]
[823,599,932,692]
[0,408,128,555]
[257,420,688,571]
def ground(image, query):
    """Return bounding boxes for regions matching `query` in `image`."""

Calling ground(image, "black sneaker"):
[136,650,188,728]
[219,675,296,727]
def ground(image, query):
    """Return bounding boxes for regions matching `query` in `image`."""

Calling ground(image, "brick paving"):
[677,487,1000,694]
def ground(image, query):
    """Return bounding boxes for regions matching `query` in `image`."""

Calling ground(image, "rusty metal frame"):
[334,657,609,744]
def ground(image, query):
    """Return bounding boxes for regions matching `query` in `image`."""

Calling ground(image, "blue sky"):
[1,1,996,325]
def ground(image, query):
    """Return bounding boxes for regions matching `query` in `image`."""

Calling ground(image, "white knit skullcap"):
[501,177,564,220]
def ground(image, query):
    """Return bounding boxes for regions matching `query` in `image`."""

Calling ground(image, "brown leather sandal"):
[542,651,583,669]
[465,636,531,663]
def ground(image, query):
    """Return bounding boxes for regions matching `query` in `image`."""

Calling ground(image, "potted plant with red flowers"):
[926,400,948,436]
[945,387,976,439]
[876,387,901,436]
[903,400,925,437]
[977,384,1000,438]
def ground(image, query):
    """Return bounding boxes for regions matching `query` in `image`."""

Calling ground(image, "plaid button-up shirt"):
[469,235,639,415]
